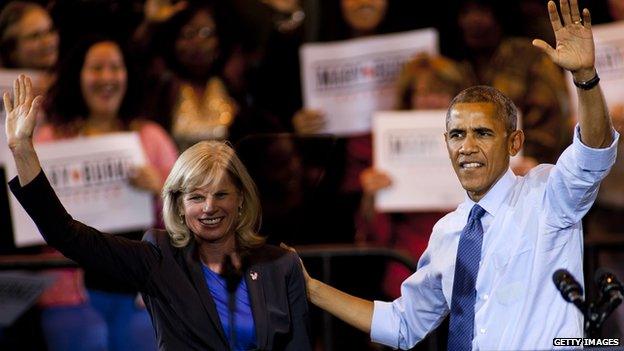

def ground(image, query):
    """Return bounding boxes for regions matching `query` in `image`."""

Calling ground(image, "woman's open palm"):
[4,75,42,149]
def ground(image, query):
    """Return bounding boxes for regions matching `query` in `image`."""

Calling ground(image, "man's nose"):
[460,134,478,154]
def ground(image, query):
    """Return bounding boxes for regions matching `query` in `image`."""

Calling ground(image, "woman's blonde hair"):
[162,140,264,249]
[396,53,469,110]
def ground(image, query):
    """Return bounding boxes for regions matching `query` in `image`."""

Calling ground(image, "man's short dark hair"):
[446,85,519,132]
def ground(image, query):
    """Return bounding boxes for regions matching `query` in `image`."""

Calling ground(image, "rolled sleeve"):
[371,300,400,349]
[573,125,619,171]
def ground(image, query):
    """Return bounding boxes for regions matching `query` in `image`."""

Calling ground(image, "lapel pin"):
[250,271,258,280]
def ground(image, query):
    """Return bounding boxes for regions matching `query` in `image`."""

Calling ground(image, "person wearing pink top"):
[33,36,177,351]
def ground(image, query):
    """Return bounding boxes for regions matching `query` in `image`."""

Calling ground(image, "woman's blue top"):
[201,264,257,350]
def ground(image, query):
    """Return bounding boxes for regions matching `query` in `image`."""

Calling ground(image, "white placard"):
[373,110,464,211]
[567,21,624,119]
[300,28,438,136]
[4,133,154,247]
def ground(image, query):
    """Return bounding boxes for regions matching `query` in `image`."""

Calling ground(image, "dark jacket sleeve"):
[283,252,312,351]
[9,171,162,291]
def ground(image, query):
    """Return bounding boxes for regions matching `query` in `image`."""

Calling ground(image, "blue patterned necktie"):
[448,204,487,351]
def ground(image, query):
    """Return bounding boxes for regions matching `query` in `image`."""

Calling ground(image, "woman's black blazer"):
[10,172,312,351]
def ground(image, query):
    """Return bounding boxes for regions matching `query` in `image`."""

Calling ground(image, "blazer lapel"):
[246,263,268,349]
[184,241,229,347]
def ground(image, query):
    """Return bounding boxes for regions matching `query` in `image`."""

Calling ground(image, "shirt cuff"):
[371,300,400,349]
[573,125,619,171]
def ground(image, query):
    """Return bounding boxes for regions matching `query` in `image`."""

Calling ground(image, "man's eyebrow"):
[473,127,495,133]
[448,128,465,134]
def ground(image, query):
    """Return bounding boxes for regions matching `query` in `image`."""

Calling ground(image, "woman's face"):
[175,10,219,77]
[9,7,58,69]
[181,173,242,244]
[411,73,455,110]
[80,41,127,118]
[341,0,387,34]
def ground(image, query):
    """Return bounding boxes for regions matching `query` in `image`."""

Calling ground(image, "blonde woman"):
[5,75,311,351]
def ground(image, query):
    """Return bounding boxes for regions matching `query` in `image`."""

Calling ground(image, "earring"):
[238,205,242,217]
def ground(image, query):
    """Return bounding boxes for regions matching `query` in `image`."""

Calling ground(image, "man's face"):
[445,102,522,202]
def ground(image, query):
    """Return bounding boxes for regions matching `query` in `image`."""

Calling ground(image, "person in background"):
[291,2,405,349]
[291,0,392,245]
[5,74,312,350]
[454,0,571,174]
[36,36,178,351]
[0,1,57,70]
[358,53,471,298]
[235,0,308,127]
[0,1,58,93]
[139,1,283,151]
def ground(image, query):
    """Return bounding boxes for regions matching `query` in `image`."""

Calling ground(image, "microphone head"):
[222,254,242,294]
[553,269,583,303]
[594,267,612,285]
[595,267,624,295]
[553,269,569,287]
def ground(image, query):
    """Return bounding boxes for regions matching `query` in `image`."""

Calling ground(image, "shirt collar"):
[463,168,516,218]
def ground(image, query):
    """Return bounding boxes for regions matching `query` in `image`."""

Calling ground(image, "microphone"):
[553,269,585,311]
[222,254,242,349]
[222,254,242,294]
[594,268,624,302]
[594,268,623,316]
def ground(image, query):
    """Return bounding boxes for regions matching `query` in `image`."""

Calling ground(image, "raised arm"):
[5,76,161,290]
[4,75,44,185]
[533,0,613,148]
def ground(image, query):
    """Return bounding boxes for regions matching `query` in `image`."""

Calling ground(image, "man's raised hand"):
[532,0,595,75]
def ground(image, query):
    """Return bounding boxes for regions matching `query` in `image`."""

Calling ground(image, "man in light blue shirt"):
[294,0,620,350]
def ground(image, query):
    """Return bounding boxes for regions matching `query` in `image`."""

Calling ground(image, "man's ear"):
[443,132,453,158]
[508,130,524,156]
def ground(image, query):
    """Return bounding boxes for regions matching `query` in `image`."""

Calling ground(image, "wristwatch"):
[573,72,600,90]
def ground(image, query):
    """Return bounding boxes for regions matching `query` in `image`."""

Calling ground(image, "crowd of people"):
[1,0,623,350]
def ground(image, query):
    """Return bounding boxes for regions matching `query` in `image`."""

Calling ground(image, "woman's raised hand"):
[4,75,44,185]
[4,75,43,150]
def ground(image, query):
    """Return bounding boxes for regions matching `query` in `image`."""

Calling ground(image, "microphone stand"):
[223,255,242,350]
[553,269,623,338]
[584,296,622,338]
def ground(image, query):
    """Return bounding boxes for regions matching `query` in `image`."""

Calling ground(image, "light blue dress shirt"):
[370,126,619,350]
